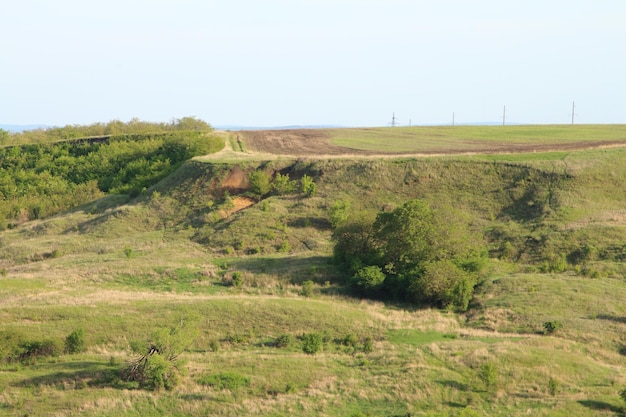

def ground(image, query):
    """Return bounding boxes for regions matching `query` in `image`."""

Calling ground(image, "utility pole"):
[390,113,398,127]
[571,101,575,125]
[502,105,506,126]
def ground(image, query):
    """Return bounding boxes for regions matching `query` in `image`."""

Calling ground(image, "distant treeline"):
[0,118,223,228]
[0,117,212,146]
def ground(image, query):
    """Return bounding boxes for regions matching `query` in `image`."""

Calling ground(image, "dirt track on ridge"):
[238,129,626,158]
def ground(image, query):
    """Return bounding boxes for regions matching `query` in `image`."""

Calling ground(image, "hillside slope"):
[2,125,626,416]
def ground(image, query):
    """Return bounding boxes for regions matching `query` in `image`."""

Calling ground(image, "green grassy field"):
[329,125,626,153]
[2,126,626,416]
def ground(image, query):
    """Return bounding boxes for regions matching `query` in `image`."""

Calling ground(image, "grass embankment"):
[2,127,626,415]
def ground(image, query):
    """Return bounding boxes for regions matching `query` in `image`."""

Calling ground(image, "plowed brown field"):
[239,129,372,156]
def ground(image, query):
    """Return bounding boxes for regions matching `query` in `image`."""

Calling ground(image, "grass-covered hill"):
[2,122,626,416]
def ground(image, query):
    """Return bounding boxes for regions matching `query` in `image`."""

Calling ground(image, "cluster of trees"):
[248,169,317,199]
[0,117,212,146]
[0,122,223,228]
[332,199,487,310]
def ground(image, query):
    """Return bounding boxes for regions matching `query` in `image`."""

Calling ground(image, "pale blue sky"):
[1,0,625,127]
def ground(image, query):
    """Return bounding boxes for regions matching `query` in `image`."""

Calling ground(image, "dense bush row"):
[0,117,212,146]
[0,118,222,228]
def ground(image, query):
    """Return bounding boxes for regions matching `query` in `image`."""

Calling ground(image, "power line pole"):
[390,113,398,127]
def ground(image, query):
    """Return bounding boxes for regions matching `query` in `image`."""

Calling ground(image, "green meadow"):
[1,123,626,416]
[329,124,626,153]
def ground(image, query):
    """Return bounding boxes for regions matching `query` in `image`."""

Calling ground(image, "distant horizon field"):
[327,124,626,153]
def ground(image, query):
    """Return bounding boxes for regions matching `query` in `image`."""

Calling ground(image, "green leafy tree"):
[300,174,317,197]
[272,172,296,195]
[301,332,323,355]
[0,128,10,145]
[408,260,476,310]
[328,199,351,228]
[65,328,86,354]
[375,201,482,308]
[248,170,272,198]
[373,199,437,275]
[173,116,212,131]
[333,199,484,309]
[351,265,385,296]
[332,212,379,274]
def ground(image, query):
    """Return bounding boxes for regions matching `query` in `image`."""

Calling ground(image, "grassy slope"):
[2,127,626,415]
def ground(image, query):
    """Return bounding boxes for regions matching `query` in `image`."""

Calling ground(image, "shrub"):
[0,330,26,363]
[301,332,323,355]
[478,362,498,390]
[272,172,296,195]
[275,334,293,348]
[300,174,317,197]
[342,333,359,347]
[301,280,315,297]
[143,353,180,391]
[351,265,385,296]
[199,372,250,390]
[362,337,374,353]
[499,241,517,260]
[65,328,87,354]
[409,260,476,310]
[249,170,272,198]
[540,253,567,273]
[278,240,291,253]
[232,272,243,288]
[459,408,483,417]
[548,377,560,396]
[543,321,563,335]
[328,199,351,228]
[209,339,220,352]
[122,319,197,391]
[19,339,62,363]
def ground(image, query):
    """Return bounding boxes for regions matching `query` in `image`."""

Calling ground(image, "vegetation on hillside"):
[0,118,222,228]
[333,199,486,310]
[2,124,626,415]
[0,116,213,145]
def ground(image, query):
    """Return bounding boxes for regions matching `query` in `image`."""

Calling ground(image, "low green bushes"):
[0,328,87,364]
[198,372,250,390]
